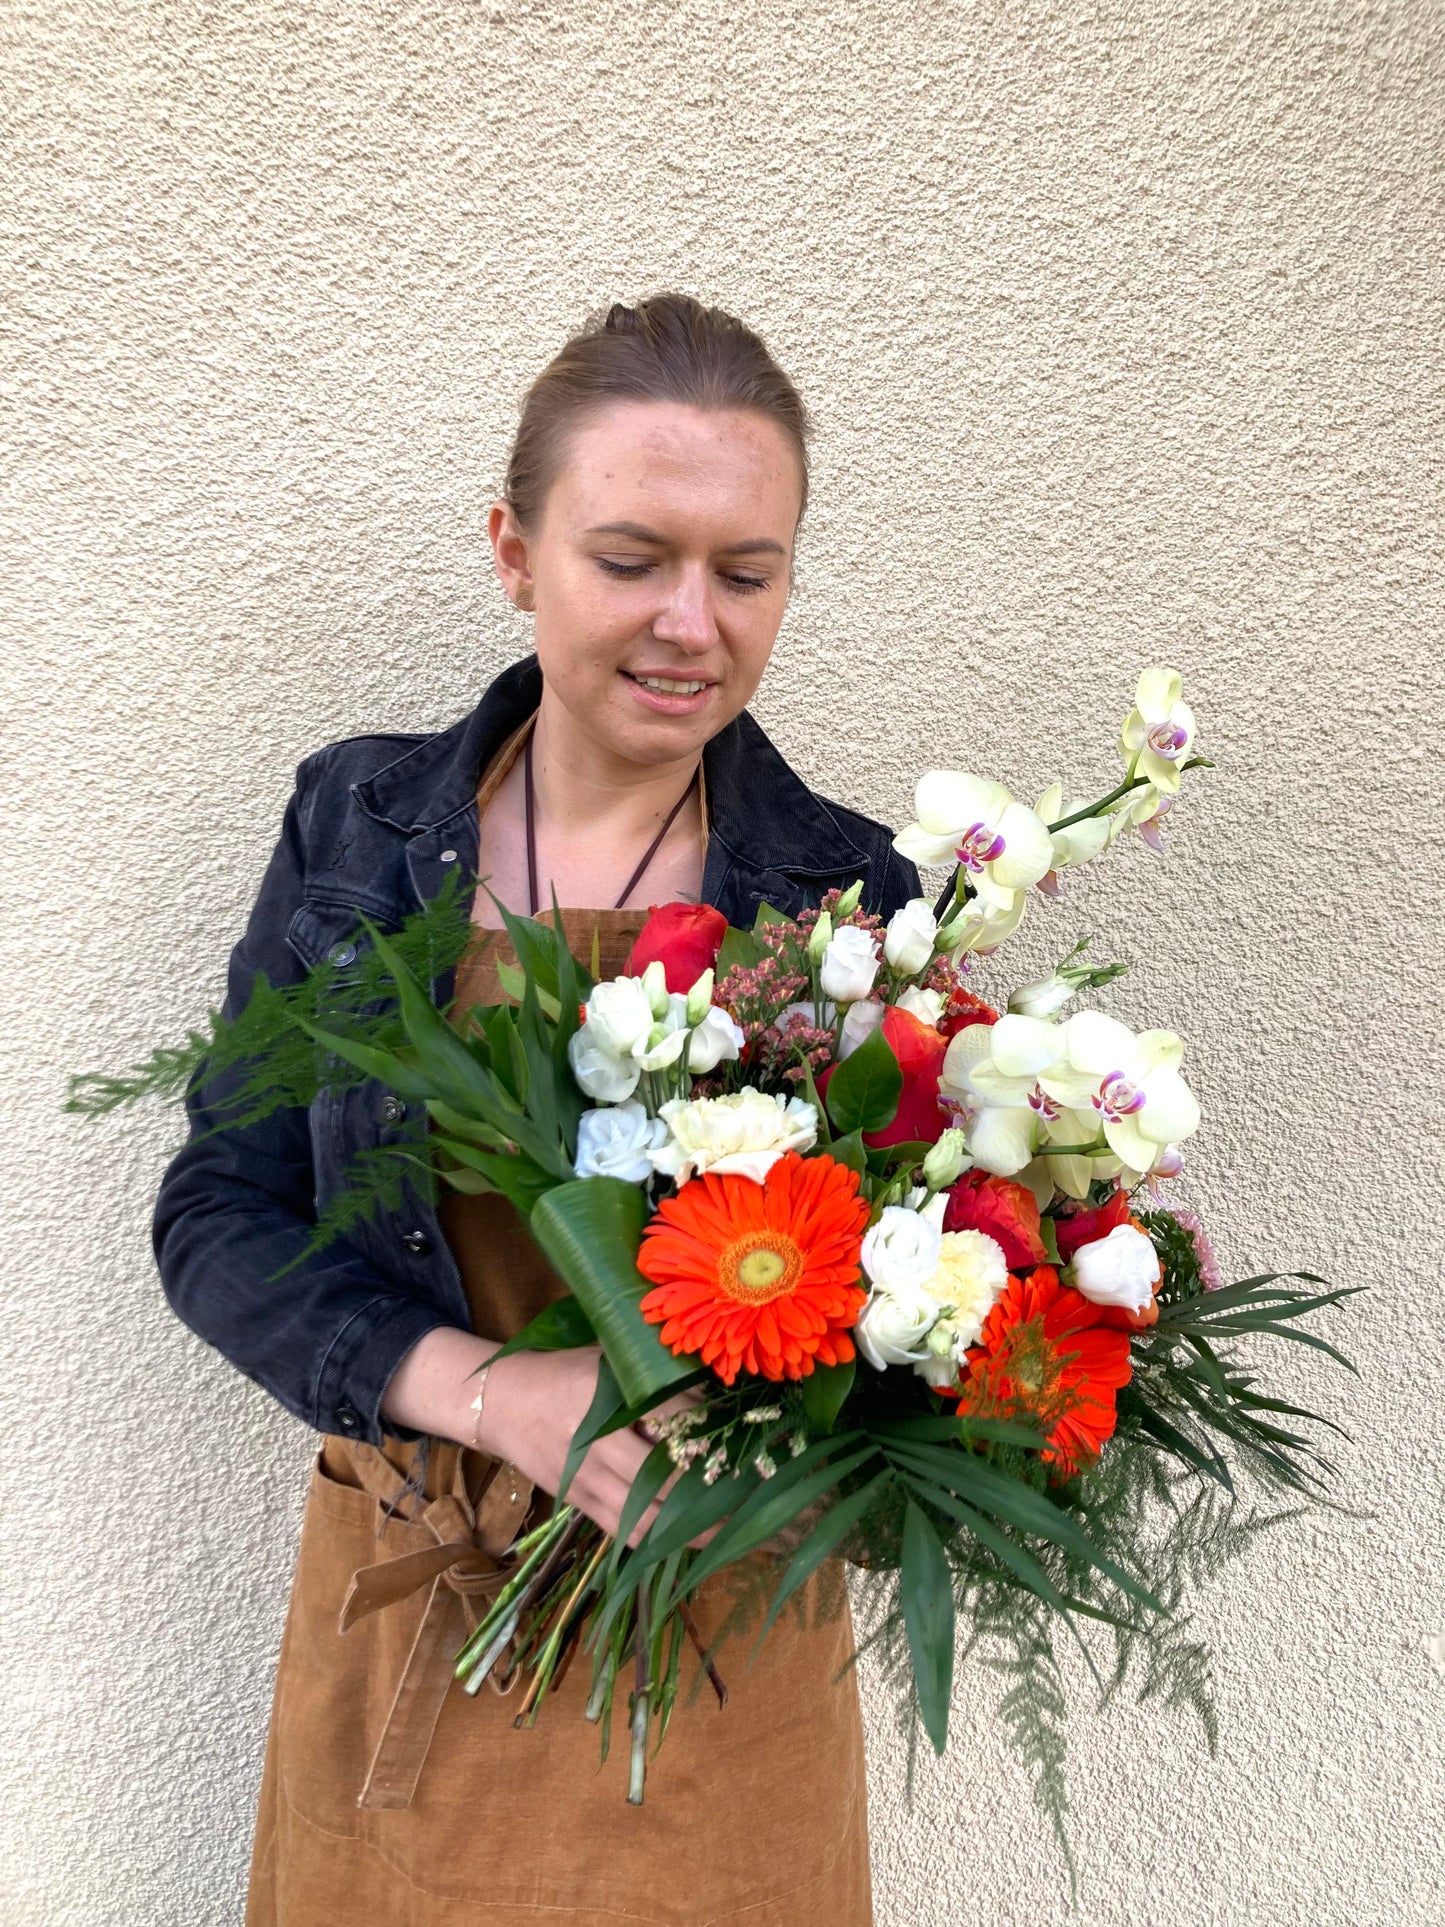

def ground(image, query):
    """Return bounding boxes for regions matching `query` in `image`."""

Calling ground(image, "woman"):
[155,293,923,1926]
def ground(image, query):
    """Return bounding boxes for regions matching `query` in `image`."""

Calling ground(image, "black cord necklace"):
[522,724,700,918]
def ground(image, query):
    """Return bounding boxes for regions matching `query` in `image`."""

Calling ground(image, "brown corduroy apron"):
[244,886,874,1923]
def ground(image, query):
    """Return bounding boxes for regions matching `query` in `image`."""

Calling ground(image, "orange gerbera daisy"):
[637,1151,871,1385]
[955,1265,1133,1479]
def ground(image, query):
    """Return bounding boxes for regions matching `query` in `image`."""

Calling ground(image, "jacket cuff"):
[312,1293,450,1448]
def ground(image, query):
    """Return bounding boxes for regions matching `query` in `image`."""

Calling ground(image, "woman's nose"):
[649,563,718,653]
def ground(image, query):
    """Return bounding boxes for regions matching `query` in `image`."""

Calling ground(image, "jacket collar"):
[352,653,871,883]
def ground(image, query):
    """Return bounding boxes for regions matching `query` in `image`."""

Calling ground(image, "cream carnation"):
[650,1088,819,1186]
[912,1229,1011,1388]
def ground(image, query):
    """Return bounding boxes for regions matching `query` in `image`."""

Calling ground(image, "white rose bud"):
[574,1101,668,1182]
[1070,1223,1161,1313]
[861,1204,943,1295]
[855,1282,938,1370]
[807,910,834,963]
[685,968,715,1026]
[819,925,881,1004]
[1007,972,1076,1020]
[641,959,671,1019]
[922,1128,970,1191]
[884,898,938,975]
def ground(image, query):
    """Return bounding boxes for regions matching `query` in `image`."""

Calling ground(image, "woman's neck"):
[528,687,700,840]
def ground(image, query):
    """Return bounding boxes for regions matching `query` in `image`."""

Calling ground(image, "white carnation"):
[574,1101,668,1182]
[651,1088,819,1186]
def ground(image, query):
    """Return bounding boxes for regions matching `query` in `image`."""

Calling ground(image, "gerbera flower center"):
[722,1231,805,1305]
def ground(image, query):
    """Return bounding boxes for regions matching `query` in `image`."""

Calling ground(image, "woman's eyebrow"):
[584,519,787,558]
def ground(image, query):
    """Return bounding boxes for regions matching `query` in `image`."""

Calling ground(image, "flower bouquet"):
[72,669,1357,1878]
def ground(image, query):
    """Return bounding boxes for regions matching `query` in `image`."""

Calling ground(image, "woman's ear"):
[488,498,536,612]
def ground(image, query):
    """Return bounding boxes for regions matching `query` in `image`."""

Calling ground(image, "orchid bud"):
[922,1129,969,1192]
[807,910,834,963]
[641,959,670,1019]
[684,968,715,1026]
[834,879,865,917]
[935,909,972,952]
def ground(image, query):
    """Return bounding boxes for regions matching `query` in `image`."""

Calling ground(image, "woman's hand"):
[380,1326,705,1546]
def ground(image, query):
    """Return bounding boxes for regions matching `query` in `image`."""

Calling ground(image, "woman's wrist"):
[379,1325,507,1449]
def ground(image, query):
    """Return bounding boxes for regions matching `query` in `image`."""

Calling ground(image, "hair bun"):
[603,301,640,333]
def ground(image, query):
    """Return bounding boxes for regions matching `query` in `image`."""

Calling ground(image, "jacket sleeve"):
[151,755,447,1447]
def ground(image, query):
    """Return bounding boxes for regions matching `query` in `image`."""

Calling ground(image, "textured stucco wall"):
[4,2,1442,1922]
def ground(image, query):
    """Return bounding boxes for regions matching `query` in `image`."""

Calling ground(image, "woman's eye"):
[595,557,769,595]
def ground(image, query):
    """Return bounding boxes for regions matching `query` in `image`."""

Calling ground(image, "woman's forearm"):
[379,1325,503,1447]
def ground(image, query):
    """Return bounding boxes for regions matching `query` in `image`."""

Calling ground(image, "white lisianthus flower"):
[1035,781,1111,871]
[574,1101,669,1182]
[1120,666,1198,796]
[634,994,691,1072]
[682,1005,746,1074]
[855,1278,940,1371]
[883,898,938,974]
[893,772,1054,910]
[1071,1223,1161,1314]
[861,1204,943,1295]
[837,998,885,1059]
[819,924,881,1004]
[579,977,655,1057]
[1036,1010,1201,1173]
[569,1024,644,1102]
[651,1088,818,1185]
[897,984,946,1027]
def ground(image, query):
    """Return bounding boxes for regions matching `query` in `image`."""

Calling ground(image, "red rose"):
[938,989,1001,1040]
[1054,1187,1131,1262]
[943,1169,1047,1269]
[625,902,728,994]
[863,1004,949,1148]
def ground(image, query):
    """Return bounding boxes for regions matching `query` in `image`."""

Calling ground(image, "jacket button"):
[439,849,458,863]
[379,1095,407,1125]
[336,1404,361,1433]
[400,1229,431,1255]
[328,941,358,966]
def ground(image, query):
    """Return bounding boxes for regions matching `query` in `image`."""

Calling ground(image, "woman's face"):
[489,399,803,767]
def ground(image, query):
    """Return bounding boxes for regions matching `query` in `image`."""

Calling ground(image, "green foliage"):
[823,1023,902,1135]
[65,866,478,1126]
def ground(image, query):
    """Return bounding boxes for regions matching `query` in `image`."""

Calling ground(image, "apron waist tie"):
[333,1442,537,1811]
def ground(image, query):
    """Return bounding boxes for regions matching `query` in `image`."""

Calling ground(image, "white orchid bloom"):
[1120,666,1197,796]
[1035,780,1111,871]
[1106,785,1175,854]
[893,772,1054,911]
[1036,1010,1201,1174]
[937,887,1029,956]
[938,1015,1057,1176]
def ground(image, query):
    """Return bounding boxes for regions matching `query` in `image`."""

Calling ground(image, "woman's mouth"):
[620,670,715,714]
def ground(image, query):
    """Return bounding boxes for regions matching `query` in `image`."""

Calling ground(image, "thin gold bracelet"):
[468,1366,488,1453]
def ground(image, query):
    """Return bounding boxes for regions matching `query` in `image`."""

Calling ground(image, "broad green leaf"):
[675,1441,879,1598]
[825,1130,867,1176]
[557,1358,624,1503]
[529,1178,699,1407]
[801,1357,856,1433]
[424,1099,513,1150]
[823,1023,902,1135]
[901,1499,955,1754]
[495,959,562,1022]
[485,1294,597,1364]
[431,1136,556,1214]
[752,901,791,935]
[715,924,763,977]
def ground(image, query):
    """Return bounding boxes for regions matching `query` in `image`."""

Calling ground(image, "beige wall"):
[4,2,1442,1921]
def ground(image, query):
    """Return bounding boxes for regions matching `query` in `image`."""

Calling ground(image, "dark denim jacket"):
[152,654,922,1449]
